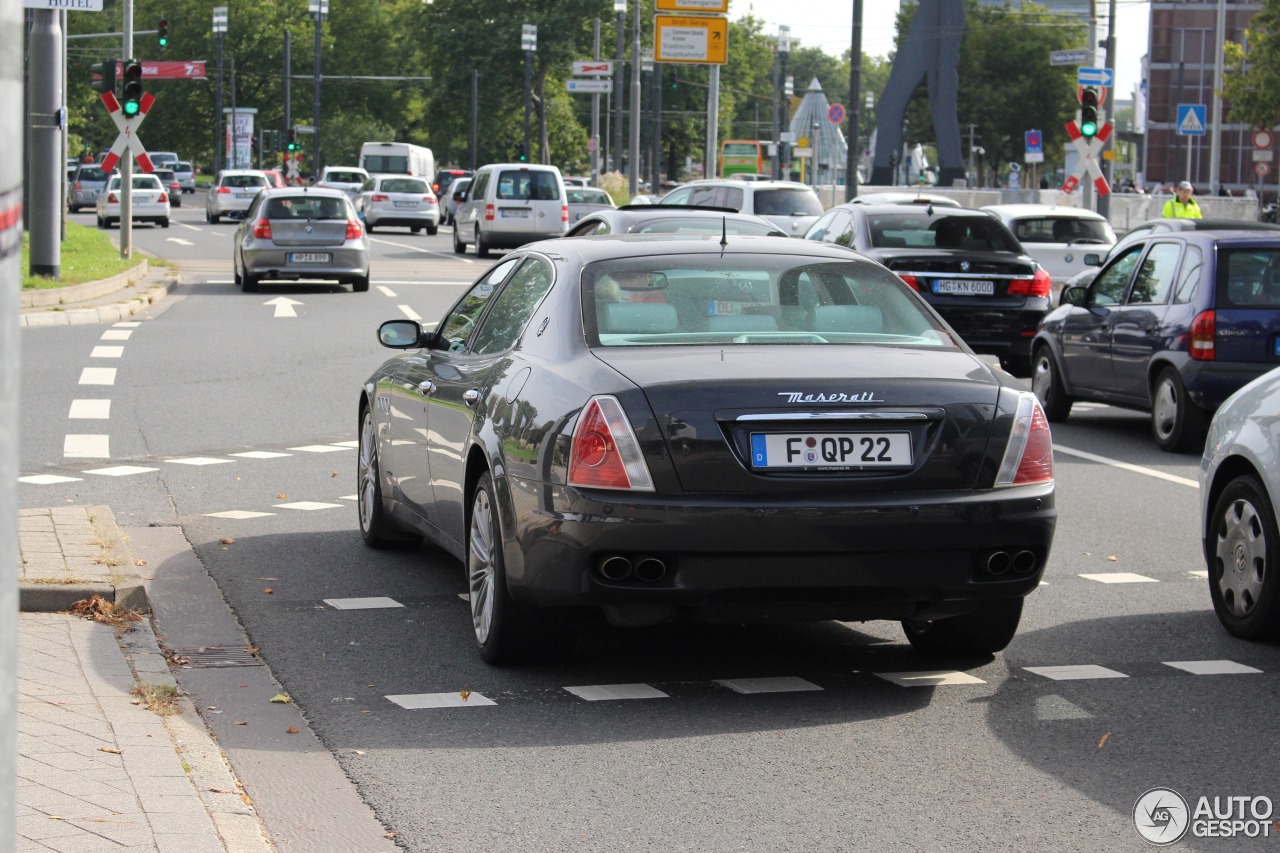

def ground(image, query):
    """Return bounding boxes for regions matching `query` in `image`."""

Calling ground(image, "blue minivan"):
[1031,230,1280,452]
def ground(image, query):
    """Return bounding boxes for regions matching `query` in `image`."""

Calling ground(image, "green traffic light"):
[1081,120,1097,137]
[123,100,140,117]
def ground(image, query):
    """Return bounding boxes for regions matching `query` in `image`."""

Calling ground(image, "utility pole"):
[652,60,662,191]
[591,18,601,186]
[613,0,626,172]
[283,29,291,175]
[778,27,790,180]
[213,7,227,170]
[1208,0,1226,195]
[1083,0,1097,210]
[1098,0,1117,217]
[27,10,62,277]
[309,0,327,177]
[629,1,641,194]
[846,0,863,200]
[470,69,478,170]
[121,0,134,259]
[522,24,536,159]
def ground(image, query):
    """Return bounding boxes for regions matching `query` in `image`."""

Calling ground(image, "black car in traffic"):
[804,204,1051,375]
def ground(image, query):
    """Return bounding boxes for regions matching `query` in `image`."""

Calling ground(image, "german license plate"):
[288,253,330,264]
[750,432,912,469]
[394,200,417,208]
[934,279,994,295]
[501,208,530,218]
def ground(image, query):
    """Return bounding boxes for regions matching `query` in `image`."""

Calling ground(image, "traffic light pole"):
[284,30,291,172]
[1098,0,1117,217]
[121,0,134,259]
[27,10,62,277]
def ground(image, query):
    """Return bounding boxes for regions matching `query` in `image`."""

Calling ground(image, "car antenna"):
[720,215,729,250]
[926,202,934,217]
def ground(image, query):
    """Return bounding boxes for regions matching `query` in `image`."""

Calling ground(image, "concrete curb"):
[21,258,149,307]
[18,504,150,613]
[19,274,179,327]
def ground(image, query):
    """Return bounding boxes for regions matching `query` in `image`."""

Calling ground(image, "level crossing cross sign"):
[286,153,301,183]
[98,90,156,174]
[1060,118,1112,196]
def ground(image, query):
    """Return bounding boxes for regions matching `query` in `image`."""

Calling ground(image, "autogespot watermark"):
[1134,787,1280,844]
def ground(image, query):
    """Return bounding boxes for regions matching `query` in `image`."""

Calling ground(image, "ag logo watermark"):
[1134,787,1277,844]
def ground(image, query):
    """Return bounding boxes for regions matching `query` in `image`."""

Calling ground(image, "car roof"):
[324,166,367,174]
[1132,217,1280,232]
[260,186,351,200]
[680,179,814,190]
[981,204,1107,220]
[218,169,268,178]
[526,233,868,263]
[837,203,996,218]
[852,192,963,206]
[576,206,788,233]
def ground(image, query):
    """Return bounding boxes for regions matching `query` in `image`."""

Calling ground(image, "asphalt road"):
[18,197,1278,851]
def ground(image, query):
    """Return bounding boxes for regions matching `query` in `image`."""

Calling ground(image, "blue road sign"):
[1025,130,1043,153]
[1077,66,1114,87]
[1176,103,1207,136]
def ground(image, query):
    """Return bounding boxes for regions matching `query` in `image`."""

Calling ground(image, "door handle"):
[417,380,435,395]
[462,389,481,406]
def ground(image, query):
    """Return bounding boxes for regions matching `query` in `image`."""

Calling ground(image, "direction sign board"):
[1050,49,1088,66]
[566,79,613,94]
[1176,103,1207,136]
[1077,66,1114,88]
[655,14,728,64]
[573,61,614,76]
[657,0,728,11]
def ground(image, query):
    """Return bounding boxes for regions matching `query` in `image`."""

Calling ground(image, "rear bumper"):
[366,209,439,227]
[242,246,369,280]
[504,478,1056,622]
[483,227,567,248]
[1177,358,1279,412]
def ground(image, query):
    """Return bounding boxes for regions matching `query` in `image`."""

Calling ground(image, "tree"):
[1223,0,1280,128]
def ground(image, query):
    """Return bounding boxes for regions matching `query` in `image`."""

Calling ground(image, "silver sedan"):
[232,187,371,292]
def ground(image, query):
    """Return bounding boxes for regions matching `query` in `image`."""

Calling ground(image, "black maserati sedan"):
[357,235,1057,663]
[804,204,1052,376]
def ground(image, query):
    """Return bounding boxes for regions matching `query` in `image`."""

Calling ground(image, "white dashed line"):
[339,494,358,500]
[113,321,142,328]
[715,677,823,694]
[174,221,203,232]
[90,346,125,359]
[78,367,117,385]
[386,692,496,709]
[167,457,235,466]
[398,305,421,320]
[1054,444,1199,488]
[1187,570,1209,579]
[230,451,293,459]
[63,435,110,458]
[68,399,110,419]
[563,684,669,701]
[368,238,470,262]
[100,330,133,341]
[1025,665,1129,681]
[1163,660,1262,676]
[81,465,158,477]
[205,510,275,519]
[288,445,352,453]
[875,670,987,687]
[19,474,83,485]
[273,501,343,511]
[377,286,397,297]
[1079,572,1159,584]
[330,440,360,448]
[324,597,405,610]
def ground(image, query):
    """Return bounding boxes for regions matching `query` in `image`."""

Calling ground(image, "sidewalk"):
[17,507,275,853]
[19,262,179,327]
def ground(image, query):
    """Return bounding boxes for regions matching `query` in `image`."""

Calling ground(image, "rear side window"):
[471,259,555,355]
[1127,243,1181,304]
[1219,248,1280,307]
[868,213,1020,252]
[1173,246,1203,304]
[496,170,561,201]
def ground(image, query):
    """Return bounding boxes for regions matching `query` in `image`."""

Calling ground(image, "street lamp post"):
[776,26,790,181]
[613,0,625,173]
[308,0,328,178]
[522,24,536,160]
[213,7,227,171]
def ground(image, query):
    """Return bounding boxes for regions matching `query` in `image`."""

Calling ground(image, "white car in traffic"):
[96,173,170,229]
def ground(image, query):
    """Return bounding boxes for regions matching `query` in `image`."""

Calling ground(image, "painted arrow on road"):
[263,296,303,318]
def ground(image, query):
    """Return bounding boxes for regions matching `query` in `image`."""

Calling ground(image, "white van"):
[451,163,567,257]
[359,142,434,179]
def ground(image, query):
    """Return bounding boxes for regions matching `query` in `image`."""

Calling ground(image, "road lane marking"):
[1054,444,1199,488]
[113,321,142,328]
[18,474,83,485]
[230,451,292,459]
[377,286,397,297]
[174,221,202,232]
[715,677,822,694]
[1025,665,1128,681]
[100,330,132,341]
[69,400,110,419]
[563,684,669,701]
[324,597,405,610]
[81,465,157,477]
[397,305,421,320]
[288,445,351,453]
[370,237,474,263]
[273,501,343,510]
[263,296,303,317]
[167,457,235,466]
[1079,572,1158,584]
[90,346,124,358]
[78,367,117,385]
[875,671,986,687]
[1164,660,1262,676]
[63,435,110,458]
[387,692,496,709]
[166,237,195,246]
[205,510,275,519]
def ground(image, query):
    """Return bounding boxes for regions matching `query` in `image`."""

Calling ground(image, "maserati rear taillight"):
[995,391,1054,486]
[567,396,654,491]
[1189,309,1216,361]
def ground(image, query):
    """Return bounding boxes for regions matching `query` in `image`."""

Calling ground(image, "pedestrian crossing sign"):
[1176,104,1207,137]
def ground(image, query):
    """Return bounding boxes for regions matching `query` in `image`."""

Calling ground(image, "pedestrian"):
[1162,180,1203,219]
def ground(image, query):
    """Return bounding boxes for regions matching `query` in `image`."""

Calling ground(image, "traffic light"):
[286,129,300,152]
[516,141,527,162]
[90,58,117,95]
[121,59,143,117]
[158,18,168,48]
[1080,86,1100,138]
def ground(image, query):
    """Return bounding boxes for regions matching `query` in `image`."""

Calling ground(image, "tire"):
[210,213,220,225]
[365,222,375,234]
[902,598,1024,655]
[475,227,490,258]
[1151,367,1207,453]
[97,215,105,228]
[468,472,571,664]
[106,218,116,229]
[427,224,438,236]
[453,226,466,254]
[69,204,79,213]
[411,225,421,234]
[1031,346,1073,422]
[242,273,258,293]
[160,218,170,229]
[352,275,370,293]
[357,407,403,547]
[1207,475,1280,640]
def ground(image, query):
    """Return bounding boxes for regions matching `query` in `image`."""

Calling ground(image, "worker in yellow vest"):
[1162,181,1203,219]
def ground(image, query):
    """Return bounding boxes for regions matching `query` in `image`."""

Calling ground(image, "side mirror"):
[1060,285,1086,306]
[378,319,425,349]
[1083,253,1101,266]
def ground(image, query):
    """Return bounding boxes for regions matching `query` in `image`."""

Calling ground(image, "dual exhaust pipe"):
[986,550,1037,576]
[597,555,668,583]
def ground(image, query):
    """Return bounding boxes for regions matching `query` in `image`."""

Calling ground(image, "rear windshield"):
[76,167,108,182]
[585,256,955,348]
[110,176,161,190]
[363,155,407,174]
[868,213,1021,252]
[266,196,348,220]
[1219,249,1280,308]
[1010,216,1115,245]
[634,217,784,237]
[753,188,824,216]
[325,171,365,183]
[223,174,267,188]
[567,188,612,205]
[379,178,428,194]
[174,162,192,172]
[496,170,561,201]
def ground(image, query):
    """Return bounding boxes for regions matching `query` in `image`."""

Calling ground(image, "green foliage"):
[21,222,145,290]
[1223,1,1280,128]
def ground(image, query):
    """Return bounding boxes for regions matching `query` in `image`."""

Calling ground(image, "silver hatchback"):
[355,174,439,235]
[232,187,371,293]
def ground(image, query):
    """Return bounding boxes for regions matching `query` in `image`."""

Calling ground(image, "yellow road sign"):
[655,14,728,64]
[656,0,729,11]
